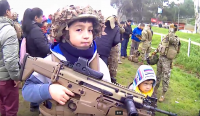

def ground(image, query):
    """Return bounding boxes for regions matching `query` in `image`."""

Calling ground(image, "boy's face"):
[138,80,154,93]
[69,21,93,48]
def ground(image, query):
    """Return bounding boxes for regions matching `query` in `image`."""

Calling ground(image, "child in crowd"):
[129,65,157,97]
[22,5,111,110]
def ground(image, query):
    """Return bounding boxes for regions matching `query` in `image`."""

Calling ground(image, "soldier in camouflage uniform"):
[12,12,22,40]
[152,24,181,102]
[108,44,119,82]
[139,24,152,65]
[107,15,121,83]
[118,21,125,64]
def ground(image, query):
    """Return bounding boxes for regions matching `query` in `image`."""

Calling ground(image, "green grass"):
[132,25,200,43]
[116,40,200,116]
[17,27,200,116]
[132,25,200,74]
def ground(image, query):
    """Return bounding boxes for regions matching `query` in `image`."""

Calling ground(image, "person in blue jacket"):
[130,23,145,55]
[22,5,111,115]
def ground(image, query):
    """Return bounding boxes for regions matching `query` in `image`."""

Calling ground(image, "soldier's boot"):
[118,60,122,64]
[158,92,166,102]
[158,96,165,102]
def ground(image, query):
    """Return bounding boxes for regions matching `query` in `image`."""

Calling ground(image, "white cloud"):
[7,0,117,21]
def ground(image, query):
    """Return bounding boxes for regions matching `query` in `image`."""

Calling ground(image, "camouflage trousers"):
[118,43,121,61]
[108,44,119,78]
[140,42,151,61]
[155,55,172,93]
[130,40,140,55]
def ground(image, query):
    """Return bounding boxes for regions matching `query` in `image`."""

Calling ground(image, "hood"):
[0,16,14,29]
[132,65,156,90]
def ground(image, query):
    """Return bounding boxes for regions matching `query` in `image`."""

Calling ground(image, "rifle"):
[20,53,177,116]
[135,34,142,40]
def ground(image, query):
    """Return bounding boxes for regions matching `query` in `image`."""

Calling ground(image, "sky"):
[7,0,117,21]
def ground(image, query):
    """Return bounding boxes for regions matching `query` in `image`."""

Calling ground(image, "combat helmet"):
[12,12,18,21]
[50,5,105,43]
[146,54,159,65]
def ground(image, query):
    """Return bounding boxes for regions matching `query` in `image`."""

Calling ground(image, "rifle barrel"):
[143,105,177,116]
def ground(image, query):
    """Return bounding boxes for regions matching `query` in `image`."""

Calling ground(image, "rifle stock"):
[20,53,177,116]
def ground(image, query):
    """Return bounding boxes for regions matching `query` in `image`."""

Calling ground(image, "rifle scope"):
[124,98,138,116]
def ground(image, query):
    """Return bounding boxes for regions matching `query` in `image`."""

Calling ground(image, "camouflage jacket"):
[141,28,152,42]
[0,17,20,81]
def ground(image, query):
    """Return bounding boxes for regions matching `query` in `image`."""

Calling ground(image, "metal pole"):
[194,0,199,33]
[188,38,191,57]
[178,6,179,31]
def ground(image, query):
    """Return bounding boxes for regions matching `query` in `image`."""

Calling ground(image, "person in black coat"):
[121,19,132,58]
[22,7,50,112]
[22,8,50,58]
[95,15,121,65]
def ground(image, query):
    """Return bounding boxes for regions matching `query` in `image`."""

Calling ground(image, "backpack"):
[158,33,180,60]
[19,38,26,65]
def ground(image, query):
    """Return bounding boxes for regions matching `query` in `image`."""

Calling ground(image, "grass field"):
[116,39,200,116]
[132,25,200,75]
[132,25,200,43]
[152,26,200,43]
[16,27,200,116]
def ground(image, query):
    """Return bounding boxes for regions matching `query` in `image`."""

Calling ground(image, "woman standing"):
[22,8,50,58]
[22,7,51,112]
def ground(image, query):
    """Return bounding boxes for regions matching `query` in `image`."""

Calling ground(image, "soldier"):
[108,44,119,83]
[12,12,22,40]
[139,24,153,65]
[152,24,181,102]
[118,21,125,64]
[101,15,121,83]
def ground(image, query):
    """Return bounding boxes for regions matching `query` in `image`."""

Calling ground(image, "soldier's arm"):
[141,30,147,41]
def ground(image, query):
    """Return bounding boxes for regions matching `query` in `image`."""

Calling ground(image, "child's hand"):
[49,84,74,105]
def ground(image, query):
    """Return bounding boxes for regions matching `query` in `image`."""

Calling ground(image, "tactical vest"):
[39,53,100,116]
[158,32,181,60]
[145,29,152,42]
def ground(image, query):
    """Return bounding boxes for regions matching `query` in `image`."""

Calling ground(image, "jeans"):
[121,38,129,57]
[30,102,39,111]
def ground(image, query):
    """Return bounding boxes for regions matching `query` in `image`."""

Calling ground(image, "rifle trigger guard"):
[51,63,62,83]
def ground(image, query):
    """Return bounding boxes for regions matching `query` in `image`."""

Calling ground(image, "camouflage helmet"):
[12,12,18,20]
[50,5,105,42]
[146,54,159,65]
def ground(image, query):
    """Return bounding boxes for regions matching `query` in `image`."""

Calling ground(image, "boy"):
[128,65,156,97]
[22,4,111,112]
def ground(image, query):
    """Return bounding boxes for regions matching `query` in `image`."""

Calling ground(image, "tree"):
[110,0,195,23]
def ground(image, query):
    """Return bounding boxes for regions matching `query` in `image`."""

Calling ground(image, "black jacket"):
[123,23,132,39]
[95,25,120,58]
[24,23,50,58]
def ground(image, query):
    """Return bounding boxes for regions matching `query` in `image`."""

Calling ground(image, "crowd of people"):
[0,0,181,116]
